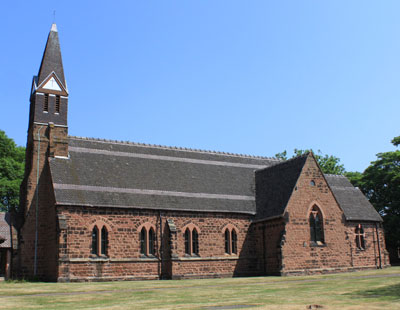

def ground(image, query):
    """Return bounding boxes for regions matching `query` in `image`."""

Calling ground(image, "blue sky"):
[1,1,399,172]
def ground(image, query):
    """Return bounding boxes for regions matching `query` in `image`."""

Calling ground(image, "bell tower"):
[17,23,69,279]
[21,22,69,217]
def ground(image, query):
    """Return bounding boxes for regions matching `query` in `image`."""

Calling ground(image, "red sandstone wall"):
[253,218,286,275]
[344,223,389,269]
[280,156,386,275]
[18,124,63,280]
[56,207,259,281]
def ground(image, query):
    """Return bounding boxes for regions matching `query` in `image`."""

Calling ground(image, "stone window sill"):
[184,254,200,258]
[310,241,326,247]
[139,254,158,260]
[89,255,109,261]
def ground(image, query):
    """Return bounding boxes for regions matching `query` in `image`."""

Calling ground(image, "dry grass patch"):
[0,267,399,309]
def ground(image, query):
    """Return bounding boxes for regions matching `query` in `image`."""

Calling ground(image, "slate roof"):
[325,174,382,222]
[50,137,279,214]
[37,23,66,87]
[0,213,11,248]
[255,154,308,219]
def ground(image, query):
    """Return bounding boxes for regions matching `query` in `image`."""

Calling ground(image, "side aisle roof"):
[325,174,382,222]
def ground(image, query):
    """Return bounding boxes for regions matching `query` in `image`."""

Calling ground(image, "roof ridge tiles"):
[325,174,346,177]
[68,135,280,161]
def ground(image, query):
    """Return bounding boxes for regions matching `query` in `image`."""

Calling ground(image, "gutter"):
[375,222,382,269]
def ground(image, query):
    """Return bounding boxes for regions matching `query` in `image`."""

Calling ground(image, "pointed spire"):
[37,23,66,88]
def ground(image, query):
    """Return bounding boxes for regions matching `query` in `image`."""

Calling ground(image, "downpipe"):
[34,125,44,277]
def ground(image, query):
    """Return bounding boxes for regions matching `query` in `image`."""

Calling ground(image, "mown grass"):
[0,267,399,309]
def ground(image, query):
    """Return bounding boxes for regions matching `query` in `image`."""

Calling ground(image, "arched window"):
[90,224,110,257]
[149,228,155,255]
[92,226,99,255]
[224,228,238,255]
[184,228,190,255]
[183,226,200,256]
[231,230,237,254]
[140,227,147,255]
[139,225,157,257]
[309,206,324,244]
[224,230,230,254]
[101,226,108,255]
[355,224,365,250]
[192,229,199,255]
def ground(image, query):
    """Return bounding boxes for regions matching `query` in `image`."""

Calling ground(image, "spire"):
[37,23,66,88]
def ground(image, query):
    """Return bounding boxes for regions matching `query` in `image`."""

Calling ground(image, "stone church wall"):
[279,156,386,275]
[18,125,60,281]
[56,206,260,281]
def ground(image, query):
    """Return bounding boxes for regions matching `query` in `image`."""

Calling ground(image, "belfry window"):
[355,224,365,250]
[55,95,60,113]
[309,206,324,245]
[44,94,49,112]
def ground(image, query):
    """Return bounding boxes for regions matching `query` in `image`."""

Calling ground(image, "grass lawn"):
[0,267,399,310]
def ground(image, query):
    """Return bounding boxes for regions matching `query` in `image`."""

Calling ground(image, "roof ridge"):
[258,152,309,171]
[68,135,280,161]
[324,174,346,177]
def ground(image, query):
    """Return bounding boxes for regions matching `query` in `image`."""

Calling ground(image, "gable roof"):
[325,174,382,222]
[255,154,308,219]
[50,137,279,214]
[0,212,11,248]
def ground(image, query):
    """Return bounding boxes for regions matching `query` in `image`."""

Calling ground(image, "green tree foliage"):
[275,149,346,175]
[349,137,400,250]
[0,130,25,212]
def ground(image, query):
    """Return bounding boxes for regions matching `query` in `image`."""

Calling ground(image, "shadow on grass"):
[346,283,400,301]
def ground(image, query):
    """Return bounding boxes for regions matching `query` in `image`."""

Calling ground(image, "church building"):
[16,24,389,281]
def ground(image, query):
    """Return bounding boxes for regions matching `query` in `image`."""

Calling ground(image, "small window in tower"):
[55,95,60,114]
[44,94,49,112]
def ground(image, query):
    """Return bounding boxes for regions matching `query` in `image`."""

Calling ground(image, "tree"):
[354,137,400,253]
[275,149,346,175]
[0,130,25,212]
